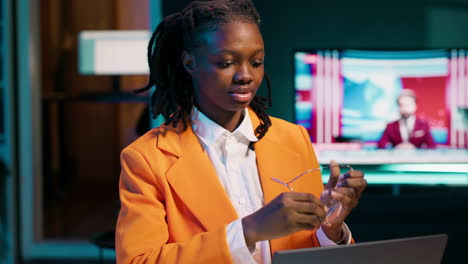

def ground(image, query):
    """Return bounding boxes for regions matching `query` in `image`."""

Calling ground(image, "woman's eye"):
[251,60,264,67]
[218,61,234,68]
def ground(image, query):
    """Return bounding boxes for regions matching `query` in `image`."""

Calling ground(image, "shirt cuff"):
[226,219,257,264]
[316,222,352,246]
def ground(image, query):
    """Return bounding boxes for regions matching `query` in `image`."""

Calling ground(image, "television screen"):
[294,49,468,164]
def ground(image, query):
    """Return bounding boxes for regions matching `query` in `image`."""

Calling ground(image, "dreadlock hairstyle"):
[136,0,272,150]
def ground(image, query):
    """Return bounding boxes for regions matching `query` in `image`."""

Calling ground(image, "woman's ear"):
[182,51,196,75]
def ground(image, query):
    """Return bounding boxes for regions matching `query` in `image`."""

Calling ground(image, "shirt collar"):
[400,115,416,126]
[191,107,258,146]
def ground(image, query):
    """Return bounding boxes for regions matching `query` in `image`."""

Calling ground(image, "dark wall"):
[255,0,425,120]
[163,0,468,121]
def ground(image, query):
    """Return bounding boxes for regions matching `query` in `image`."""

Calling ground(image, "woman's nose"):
[234,64,253,84]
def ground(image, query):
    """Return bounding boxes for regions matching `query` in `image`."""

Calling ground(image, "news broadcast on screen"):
[294,49,468,165]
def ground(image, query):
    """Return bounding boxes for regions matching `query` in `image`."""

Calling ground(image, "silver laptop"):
[272,234,447,264]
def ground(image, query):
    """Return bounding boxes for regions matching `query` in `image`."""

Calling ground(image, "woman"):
[116,0,367,263]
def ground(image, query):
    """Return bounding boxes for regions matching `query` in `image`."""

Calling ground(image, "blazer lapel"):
[392,121,404,143]
[256,139,301,204]
[158,124,238,231]
[248,109,302,204]
[250,111,314,254]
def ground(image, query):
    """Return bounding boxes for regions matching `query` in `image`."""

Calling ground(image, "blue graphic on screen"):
[294,52,314,129]
[341,71,402,142]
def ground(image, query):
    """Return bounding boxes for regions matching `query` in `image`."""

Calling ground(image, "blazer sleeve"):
[115,147,233,264]
[377,124,392,149]
[423,122,436,149]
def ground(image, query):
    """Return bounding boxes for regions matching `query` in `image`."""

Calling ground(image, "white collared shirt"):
[399,115,416,142]
[191,107,350,264]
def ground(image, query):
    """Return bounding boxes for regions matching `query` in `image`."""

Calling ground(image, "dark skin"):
[183,21,367,248]
[183,22,265,132]
[242,160,366,245]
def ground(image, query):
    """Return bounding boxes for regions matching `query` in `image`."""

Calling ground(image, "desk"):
[319,163,468,195]
[317,149,468,164]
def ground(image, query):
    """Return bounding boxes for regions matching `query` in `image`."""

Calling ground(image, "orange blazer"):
[116,109,324,264]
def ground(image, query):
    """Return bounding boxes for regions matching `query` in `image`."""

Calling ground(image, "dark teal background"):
[164,0,468,122]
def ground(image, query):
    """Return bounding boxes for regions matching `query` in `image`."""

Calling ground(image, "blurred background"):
[1,0,467,263]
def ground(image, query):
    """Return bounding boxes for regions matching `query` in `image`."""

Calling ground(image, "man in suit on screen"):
[378,89,436,149]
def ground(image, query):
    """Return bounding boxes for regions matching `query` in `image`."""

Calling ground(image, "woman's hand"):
[242,192,326,249]
[320,160,367,242]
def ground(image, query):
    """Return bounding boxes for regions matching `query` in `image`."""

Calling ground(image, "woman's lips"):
[229,91,253,102]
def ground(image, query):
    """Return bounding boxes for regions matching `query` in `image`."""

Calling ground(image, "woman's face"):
[184,21,265,124]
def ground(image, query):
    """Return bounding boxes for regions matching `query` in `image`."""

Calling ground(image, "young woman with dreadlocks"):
[116,0,367,263]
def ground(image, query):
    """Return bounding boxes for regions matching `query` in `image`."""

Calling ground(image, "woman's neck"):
[195,105,245,132]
